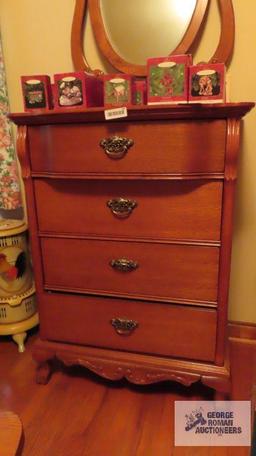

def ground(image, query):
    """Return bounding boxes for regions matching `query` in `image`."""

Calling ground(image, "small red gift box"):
[188,63,226,103]
[53,72,103,109]
[147,55,192,105]
[133,79,147,105]
[103,74,134,108]
[21,75,52,111]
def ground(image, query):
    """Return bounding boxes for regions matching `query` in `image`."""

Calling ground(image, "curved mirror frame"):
[71,0,234,76]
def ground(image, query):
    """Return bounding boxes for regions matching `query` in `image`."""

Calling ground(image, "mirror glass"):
[100,0,197,65]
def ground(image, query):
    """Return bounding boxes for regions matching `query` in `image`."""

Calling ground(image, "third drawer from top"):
[41,237,219,305]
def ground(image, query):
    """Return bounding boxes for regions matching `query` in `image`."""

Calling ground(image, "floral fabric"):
[0,35,22,209]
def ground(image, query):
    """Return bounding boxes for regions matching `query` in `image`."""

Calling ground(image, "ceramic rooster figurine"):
[0,252,26,281]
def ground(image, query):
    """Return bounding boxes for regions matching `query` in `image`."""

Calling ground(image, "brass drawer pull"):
[111,317,138,335]
[110,258,138,272]
[100,136,134,159]
[107,198,137,218]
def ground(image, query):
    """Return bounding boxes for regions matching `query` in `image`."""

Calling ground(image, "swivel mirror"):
[71,0,235,76]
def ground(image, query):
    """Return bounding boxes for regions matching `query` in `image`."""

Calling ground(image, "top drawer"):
[28,120,226,175]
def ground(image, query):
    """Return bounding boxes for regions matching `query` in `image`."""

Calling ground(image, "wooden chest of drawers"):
[11,103,254,395]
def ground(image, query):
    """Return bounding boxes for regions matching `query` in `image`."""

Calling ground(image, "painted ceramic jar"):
[0,285,36,324]
[0,220,33,299]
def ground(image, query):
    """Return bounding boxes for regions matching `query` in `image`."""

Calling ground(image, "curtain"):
[0,34,22,210]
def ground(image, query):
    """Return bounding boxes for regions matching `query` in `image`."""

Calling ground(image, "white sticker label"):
[175,401,251,446]
[104,107,128,120]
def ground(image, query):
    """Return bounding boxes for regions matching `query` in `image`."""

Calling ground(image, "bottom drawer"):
[39,292,217,362]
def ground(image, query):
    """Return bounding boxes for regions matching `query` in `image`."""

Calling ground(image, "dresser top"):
[10,102,254,126]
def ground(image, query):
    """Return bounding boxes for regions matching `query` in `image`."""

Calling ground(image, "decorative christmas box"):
[133,79,147,105]
[147,55,192,105]
[53,72,103,109]
[188,63,225,103]
[21,75,52,111]
[103,74,134,108]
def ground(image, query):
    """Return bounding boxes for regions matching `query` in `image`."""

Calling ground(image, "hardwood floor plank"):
[0,332,252,455]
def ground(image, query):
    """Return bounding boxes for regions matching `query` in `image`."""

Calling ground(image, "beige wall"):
[0,0,255,322]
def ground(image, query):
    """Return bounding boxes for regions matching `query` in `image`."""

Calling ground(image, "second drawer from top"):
[35,179,223,242]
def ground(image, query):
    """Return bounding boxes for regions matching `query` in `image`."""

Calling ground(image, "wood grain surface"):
[41,237,219,303]
[34,179,223,242]
[39,292,217,362]
[28,120,226,174]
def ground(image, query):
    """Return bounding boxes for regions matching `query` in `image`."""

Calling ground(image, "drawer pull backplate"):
[100,136,134,159]
[111,317,138,335]
[107,198,137,218]
[110,258,138,272]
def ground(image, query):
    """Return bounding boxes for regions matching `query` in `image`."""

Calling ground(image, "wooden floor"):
[0,329,254,456]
